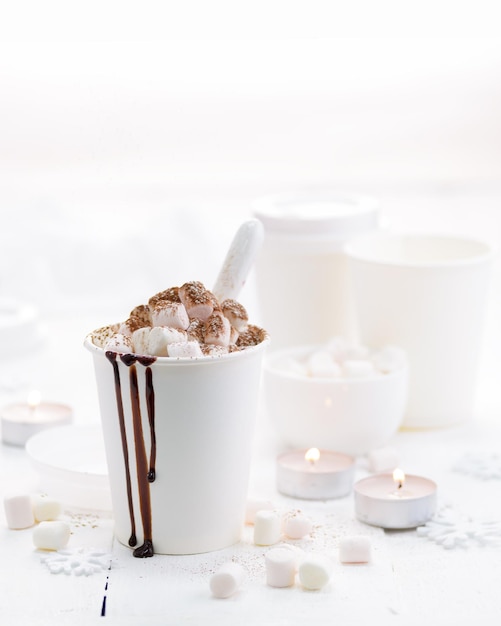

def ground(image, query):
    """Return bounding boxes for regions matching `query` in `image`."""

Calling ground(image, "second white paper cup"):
[346,233,492,429]
[85,334,268,555]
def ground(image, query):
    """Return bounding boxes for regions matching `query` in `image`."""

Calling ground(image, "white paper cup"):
[85,333,269,555]
[346,233,493,428]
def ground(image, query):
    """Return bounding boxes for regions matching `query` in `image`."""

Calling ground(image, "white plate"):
[25,424,112,511]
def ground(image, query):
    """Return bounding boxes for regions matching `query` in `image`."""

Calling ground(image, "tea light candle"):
[1,391,73,446]
[277,447,355,500]
[354,468,437,529]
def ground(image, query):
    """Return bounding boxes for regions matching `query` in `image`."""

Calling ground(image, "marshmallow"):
[104,333,133,353]
[265,547,297,588]
[89,325,119,349]
[236,325,267,348]
[284,512,312,540]
[298,554,332,590]
[167,341,204,358]
[179,281,215,322]
[151,302,190,330]
[342,345,370,361]
[307,351,342,378]
[339,536,371,563]
[276,357,308,377]
[120,306,152,336]
[367,446,400,473]
[187,318,205,343]
[244,498,275,524]
[325,336,352,360]
[3,494,35,529]
[204,313,231,347]
[209,562,245,598]
[254,510,282,546]
[33,521,71,551]
[148,326,187,356]
[129,304,152,326]
[229,326,240,345]
[33,495,62,522]
[149,287,181,307]
[372,345,407,374]
[221,299,249,332]
[343,359,376,378]
[132,327,151,355]
[200,344,228,357]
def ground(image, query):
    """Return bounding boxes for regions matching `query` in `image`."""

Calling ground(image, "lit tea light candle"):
[1,391,73,447]
[354,468,437,529]
[276,447,355,500]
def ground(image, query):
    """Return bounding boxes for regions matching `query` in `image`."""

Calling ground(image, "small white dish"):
[25,424,111,511]
[263,345,408,456]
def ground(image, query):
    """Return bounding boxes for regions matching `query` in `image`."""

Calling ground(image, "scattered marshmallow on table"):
[339,536,372,563]
[3,495,35,529]
[367,446,400,473]
[298,554,332,590]
[209,562,245,599]
[245,498,275,525]
[33,495,62,522]
[254,510,282,546]
[33,521,70,551]
[284,512,312,540]
[265,547,298,588]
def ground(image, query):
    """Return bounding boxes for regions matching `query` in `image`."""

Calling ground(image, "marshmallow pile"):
[92,281,267,358]
[277,337,407,379]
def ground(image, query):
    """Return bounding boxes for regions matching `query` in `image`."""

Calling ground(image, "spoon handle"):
[212,219,264,302]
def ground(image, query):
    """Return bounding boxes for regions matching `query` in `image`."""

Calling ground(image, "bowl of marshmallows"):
[263,337,408,456]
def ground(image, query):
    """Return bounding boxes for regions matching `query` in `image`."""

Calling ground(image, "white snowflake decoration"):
[453,452,501,480]
[417,508,501,549]
[41,548,111,576]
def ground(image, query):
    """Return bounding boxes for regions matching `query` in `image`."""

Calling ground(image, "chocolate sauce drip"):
[120,353,156,367]
[133,539,154,559]
[145,367,156,483]
[105,350,137,547]
[128,363,154,558]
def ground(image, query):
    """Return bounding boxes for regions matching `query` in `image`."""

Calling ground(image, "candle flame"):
[305,448,321,464]
[393,468,405,489]
[27,390,41,410]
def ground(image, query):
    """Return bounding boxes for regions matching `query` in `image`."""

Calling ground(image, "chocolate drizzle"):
[105,350,137,547]
[107,351,157,557]
[145,367,156,483]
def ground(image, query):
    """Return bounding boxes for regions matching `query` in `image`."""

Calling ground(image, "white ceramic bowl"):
[263,346,408,456]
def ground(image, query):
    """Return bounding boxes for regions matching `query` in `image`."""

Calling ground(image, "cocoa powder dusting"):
[187,318,205,343]
[129,304,151,326]
[148,287,181,310]
[205,313,226,338]
[222,299,248,322]
[180,281,212,306]
[124,314,151,334]
[236,324,267,348]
